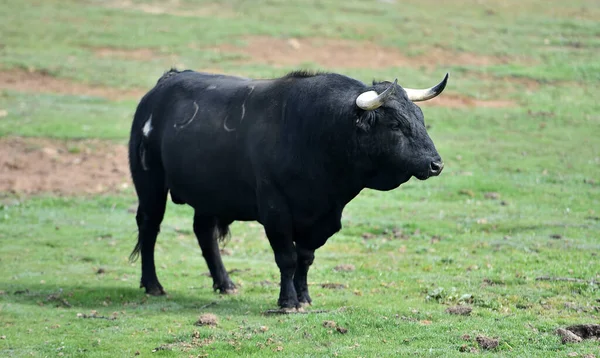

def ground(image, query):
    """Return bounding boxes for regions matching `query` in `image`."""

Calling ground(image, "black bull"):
[128,69,448,309]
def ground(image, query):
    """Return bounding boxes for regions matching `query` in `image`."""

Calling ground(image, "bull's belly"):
[166,173,258,221]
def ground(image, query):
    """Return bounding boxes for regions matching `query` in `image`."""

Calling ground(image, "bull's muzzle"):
[429,160,444,176]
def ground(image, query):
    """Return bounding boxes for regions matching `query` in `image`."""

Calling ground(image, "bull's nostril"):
[430,161,444,174]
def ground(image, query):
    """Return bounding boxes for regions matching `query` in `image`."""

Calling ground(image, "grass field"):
[1,0,599,356]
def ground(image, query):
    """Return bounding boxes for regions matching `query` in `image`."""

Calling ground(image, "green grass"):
[1,0,599,356]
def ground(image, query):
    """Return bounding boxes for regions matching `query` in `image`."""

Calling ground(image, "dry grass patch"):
[0,68,144,100]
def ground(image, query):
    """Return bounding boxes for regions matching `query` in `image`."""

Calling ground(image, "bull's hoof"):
[141,280,166,296]
[277,297,301,310]
[299,301,311,308]
[214,281,237,294]
[297,292,312,306]
[219,287,238,294]
[145,286,166,296]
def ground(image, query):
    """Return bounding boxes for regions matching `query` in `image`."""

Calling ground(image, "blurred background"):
[0,0,598,356]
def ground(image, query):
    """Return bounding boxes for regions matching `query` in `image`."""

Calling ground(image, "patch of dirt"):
[320,283,347,289]
[566,324,600,340]
[418,94,515,108]
[557,328,583,344]
[445,305,472,315]
[323,320,337,328]
[0,137,130,195]
[93,47,159,61]
[98,0,237,18]
[0,68,144,100]
[76,310,117,320]
[333,264,355,272]
[152,331,214,353]
[476,335,499,350]
[336,326,348,334]
[476,73,541,91]
[194,313,218,327]
[484,192,501,200]
[212,36,510,70]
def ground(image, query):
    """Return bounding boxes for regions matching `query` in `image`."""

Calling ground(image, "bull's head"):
[354,74,448,190]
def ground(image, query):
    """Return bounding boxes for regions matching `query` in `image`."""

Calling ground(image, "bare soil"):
[566,324,600,340]
[194,313,218,327]
[445,305,472,315]
[0,137,130,195]
[212,36,509,70]
[476,335,499,350]
[99,0,236,18]
[419,94,515,108]
[557,328,583,344]
[333,264,356,272]
[0,68,144,100]
[93,47,159,61]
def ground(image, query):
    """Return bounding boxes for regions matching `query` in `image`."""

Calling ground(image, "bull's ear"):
[355,111,376,132]
[355,79,397,110]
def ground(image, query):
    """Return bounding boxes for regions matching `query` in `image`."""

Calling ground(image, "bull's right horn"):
[404,73,449,102]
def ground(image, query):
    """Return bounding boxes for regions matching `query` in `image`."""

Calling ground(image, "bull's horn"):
[356,79,398,110]
[403,73,449,102]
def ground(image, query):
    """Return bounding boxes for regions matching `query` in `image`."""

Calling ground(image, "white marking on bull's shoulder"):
[241,85,255,121]
[173,101,199,129]
[142,115,153,137]
[190,101,199,123]
[207,84,217,90]
[223,116,236,132]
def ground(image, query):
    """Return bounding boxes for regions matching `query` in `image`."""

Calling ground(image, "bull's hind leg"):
[130,169,168,296]
[193,213,236,294]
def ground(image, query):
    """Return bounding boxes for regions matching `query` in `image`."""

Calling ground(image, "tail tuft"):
[129,238,141,263]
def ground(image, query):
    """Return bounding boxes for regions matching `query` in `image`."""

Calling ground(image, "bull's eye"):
[391,122,402,131]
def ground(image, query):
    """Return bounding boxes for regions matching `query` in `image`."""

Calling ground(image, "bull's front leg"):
[269,236,299,309]
[293,246,314,306]
[259,189,300,309]
[294,210,342,306]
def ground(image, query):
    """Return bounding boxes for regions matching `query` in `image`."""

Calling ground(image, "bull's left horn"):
[356,79,398,110]
[404,73,449,102]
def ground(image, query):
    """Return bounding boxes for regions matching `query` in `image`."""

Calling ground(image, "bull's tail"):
[128,69,186,263]
[129,241,142,263]
[127,98,149,264]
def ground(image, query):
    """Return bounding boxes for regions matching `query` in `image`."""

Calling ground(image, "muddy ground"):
[0,137,130,196]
